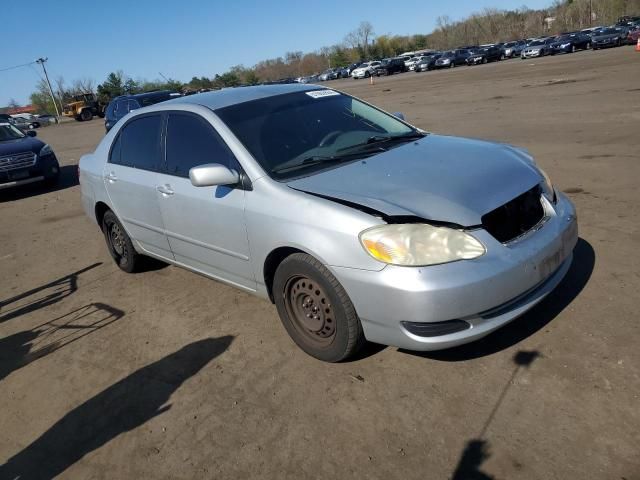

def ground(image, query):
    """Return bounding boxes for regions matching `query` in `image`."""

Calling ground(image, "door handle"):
[105,172,117,182]
[156,184,174,196]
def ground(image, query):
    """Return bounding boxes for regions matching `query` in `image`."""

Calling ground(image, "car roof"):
[163,83,321,111]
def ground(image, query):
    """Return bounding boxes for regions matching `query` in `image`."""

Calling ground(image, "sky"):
[0,0,551,106]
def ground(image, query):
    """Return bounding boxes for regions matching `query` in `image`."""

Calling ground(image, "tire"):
[102,210,141,273]
[43,164,60,187]
[571,45,576,53]
[450,62,455,68]
[365,71,370,78]
[482,57,488,64]
[80,109,93,121]
[273,253,366,362]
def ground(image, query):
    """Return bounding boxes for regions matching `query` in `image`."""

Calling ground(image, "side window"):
[165,113,237,178]
[119,115,162,171]
[116,100,129,118]
[128,100,140,112]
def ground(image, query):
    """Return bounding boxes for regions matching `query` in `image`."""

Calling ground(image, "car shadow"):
[0,263,102,324]
[400,237,595,362]
[0,336,233,479]
[0,302,125,382]
[0,164,78,202]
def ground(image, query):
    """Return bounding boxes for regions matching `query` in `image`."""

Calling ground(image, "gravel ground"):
[1,46,638,479]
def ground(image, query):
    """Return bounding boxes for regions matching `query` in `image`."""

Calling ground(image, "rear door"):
[103,113,173,259]
[155,111,255,290]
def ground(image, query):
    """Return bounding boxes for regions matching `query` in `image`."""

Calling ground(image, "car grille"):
[0,152,37,172]
[481,185,545,243]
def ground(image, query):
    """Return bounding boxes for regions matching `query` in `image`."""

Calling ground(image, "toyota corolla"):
[79,84,578,362]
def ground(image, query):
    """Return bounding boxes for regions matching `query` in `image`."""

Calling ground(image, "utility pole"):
[36,57,61,121]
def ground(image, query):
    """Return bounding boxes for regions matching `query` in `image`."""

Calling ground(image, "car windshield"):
[557,36,571,42]
[599,28,618,35]
[529,40,545,46]
[0,123,26,141]
[216,90,420,179]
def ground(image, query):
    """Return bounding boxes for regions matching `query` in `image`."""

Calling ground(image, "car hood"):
[287,134,541,227]
[0,136,45,156]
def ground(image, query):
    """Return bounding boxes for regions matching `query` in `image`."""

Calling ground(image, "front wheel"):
[273,253,366,362]
[102,210,141,273]
[80,109,93,121]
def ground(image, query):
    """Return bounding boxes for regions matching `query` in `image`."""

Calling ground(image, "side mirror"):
[392,112,405,121]
[189,163,239,187]
[26,130,37,137]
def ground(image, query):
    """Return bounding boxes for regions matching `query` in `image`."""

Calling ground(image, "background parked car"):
[435,49,471,68]
[104,90,181,132]
[318,69,338,81]
[414,53,442,72]
[11,116,40,130]
[351,61,381,79]
[550,32,592,53]
[627,27,640,45]
[466,44,503,65]
[0,121,59,189]
[521,37,555,58]
[501,40,527,58]
[375,57,407,76]
[592,27,628,48]
[404,56,425,71]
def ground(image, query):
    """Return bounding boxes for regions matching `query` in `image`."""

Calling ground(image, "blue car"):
[104,91,181,132]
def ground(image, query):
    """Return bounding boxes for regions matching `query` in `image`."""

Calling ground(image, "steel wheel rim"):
[109,222,126,257]
[284,275,336,346]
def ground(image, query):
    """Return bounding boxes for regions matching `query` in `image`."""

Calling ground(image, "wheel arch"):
[94,201,111,230]
[263,246,309,303]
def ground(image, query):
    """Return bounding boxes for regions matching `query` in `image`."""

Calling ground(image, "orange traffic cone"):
[636,38,640,52]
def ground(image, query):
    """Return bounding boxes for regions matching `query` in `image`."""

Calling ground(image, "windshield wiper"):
[272,151,377,175]
[338,131,425,153]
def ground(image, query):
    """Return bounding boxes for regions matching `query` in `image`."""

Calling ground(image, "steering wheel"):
[318,131,342,147]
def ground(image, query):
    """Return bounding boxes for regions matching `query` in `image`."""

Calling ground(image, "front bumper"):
[593,40,617,48]
[467,57,485,65]
[0,153,59,190]
[522,50,542,58]
[351,71,369,79]
[331,193,578,351]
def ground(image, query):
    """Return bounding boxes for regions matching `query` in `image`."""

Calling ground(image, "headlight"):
[561,43,571,47]
[360,224,486,266]
[538,168,556,203]
[39,144,52,156]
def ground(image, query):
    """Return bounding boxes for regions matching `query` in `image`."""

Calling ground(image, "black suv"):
[375,57,407,76]
[104,91,181,132]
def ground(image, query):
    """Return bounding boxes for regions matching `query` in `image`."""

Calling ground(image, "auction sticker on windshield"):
[306,90,341,99]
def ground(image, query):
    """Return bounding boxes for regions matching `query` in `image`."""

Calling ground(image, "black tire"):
[571,45,576,53]
[102,210,141,273]
[80,109,93,121]
[273,253,365,362]
[365,71,370,78]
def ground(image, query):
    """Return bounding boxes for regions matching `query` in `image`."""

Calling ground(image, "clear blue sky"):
[0,0,551,106]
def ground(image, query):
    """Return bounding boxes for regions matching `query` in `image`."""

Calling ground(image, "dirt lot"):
[1,47,638,479]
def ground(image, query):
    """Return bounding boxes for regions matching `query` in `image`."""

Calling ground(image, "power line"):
[0,60,37,73]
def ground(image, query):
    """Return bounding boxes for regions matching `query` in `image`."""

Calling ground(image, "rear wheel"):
[80,109,93,121]
[273,253,365,362]
[102,211,141,273]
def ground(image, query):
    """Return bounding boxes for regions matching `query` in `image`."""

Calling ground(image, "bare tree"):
[344,21,375,59]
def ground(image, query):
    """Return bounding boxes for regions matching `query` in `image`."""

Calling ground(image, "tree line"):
[22,0,639,113]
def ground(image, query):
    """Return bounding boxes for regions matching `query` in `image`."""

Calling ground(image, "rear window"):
[112,114,162,171]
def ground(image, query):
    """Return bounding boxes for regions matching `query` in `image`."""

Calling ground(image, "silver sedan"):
[79,84,578,362]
